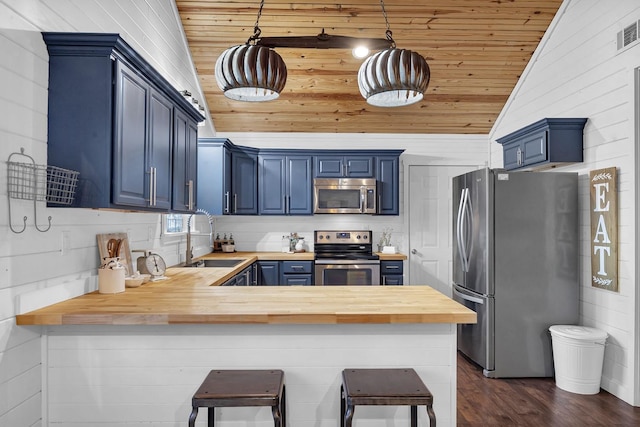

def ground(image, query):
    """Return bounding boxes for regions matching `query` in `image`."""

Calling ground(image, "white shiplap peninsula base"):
[44,323,457,426]
[18,270,475,426]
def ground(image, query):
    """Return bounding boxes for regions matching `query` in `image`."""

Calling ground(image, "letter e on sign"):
[589,167,618,291]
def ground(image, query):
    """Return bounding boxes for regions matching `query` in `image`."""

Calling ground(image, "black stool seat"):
[188,369,285,427]
[341,368,435,427]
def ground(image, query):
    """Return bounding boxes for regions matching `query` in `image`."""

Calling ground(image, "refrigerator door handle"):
[453,287,484,305]
[464,187,474,266]
[459,188,471,272]
[456,189,468,272]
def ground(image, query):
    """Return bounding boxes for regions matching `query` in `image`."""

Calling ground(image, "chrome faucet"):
[186,208,214,266]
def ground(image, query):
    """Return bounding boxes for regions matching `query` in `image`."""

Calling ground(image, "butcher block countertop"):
[16,251,475,326]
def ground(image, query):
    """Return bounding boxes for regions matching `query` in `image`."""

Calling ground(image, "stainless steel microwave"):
[313,178,377,214]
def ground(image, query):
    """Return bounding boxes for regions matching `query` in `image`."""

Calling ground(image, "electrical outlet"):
[61,231,70,255]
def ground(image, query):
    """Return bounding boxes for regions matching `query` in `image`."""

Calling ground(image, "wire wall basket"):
[7,148,79,233]
[7,157,79,205]
[46,165,80,205]
[7,161,47,201]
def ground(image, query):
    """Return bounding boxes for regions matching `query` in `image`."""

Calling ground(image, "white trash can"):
[549,325,607,394]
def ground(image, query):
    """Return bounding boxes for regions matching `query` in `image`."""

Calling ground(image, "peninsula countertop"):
[16,251,475,326]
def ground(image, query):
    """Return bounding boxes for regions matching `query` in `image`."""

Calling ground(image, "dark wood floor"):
[457,352,640,426]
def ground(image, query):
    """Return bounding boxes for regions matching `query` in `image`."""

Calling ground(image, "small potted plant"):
[378,227,395,253]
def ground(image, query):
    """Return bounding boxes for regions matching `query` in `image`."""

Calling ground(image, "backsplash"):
[210,215,405,254]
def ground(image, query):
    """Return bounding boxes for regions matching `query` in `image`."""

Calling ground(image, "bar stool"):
[188,369,285,427]
[341,368,436,427]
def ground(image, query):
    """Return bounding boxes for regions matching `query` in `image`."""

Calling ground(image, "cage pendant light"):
[358,0,430,107]
[214,0,287,102]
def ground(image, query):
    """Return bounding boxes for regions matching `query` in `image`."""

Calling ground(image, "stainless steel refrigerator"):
[452,168,579,378]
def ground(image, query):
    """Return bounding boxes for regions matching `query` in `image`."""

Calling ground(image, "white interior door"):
[408,165,475,296]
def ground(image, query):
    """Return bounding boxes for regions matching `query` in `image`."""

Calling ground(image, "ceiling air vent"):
[617,20,639,51]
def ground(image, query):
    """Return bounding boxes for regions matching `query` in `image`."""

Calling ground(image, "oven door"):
[314,260,380,285]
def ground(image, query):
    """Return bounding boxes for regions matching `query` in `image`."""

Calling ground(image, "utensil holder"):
[98,266,125,294]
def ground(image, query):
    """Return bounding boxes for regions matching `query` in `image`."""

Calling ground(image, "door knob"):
[411,249,417,254]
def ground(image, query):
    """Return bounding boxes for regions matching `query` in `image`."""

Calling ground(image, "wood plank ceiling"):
[176,0,563,134]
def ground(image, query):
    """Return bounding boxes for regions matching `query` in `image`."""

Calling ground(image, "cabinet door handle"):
[233,193,237,213]
[516,148,522,165]
[148,167,157,206]
[148,168,153,205]
[152,167,157,206]
[386,265,399,270]
[187,180,194,210]
[382,276,387,285]
[224,191,230,214]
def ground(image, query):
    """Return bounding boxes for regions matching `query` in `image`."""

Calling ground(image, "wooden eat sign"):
[590,167,618,291]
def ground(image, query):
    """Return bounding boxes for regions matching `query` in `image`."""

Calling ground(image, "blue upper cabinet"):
[197,139,257,215]
[496,118,587,171]
[315,155,373,177]
[376,155,400,215]
[232,147,258,215]
[259,152,313,215]
[43,33,203,211]
[172,109,198,212]
[197,139,231,215]
[199,141,404,216]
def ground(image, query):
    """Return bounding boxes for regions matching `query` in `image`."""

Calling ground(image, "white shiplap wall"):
[489,0,640,405]
[0,1,210,426]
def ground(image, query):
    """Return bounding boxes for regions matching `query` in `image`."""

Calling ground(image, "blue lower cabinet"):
[381,260,403,285]
[222,276,236,286]
[281,261,313,286]
[281,274,313,286]
[221,265,254,286]
[257,261,281,286]
[257,260,314,285]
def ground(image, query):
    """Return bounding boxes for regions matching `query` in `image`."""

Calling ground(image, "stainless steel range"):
[314,230,380,285]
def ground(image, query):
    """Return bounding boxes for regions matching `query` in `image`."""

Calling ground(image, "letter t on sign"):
[589,167,618,291]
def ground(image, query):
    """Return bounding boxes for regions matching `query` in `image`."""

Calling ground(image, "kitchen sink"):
[186,259,246,268]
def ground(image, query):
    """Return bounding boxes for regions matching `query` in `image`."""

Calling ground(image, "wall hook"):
[34,213,53,232]
[9,214,28,234]
[6,147,53,233]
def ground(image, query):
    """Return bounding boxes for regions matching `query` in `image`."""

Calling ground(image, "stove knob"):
[325,234,331,240]
[363,235,368,240]
[356,234,361,240]
[318,235,323,240]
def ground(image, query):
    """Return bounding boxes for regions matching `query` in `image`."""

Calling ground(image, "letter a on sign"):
[589,167,618,291]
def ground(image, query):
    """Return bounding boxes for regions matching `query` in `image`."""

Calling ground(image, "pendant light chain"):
[247,0,265,44]
[379,0,396,48]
